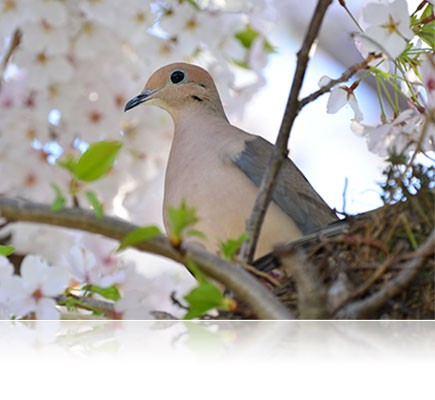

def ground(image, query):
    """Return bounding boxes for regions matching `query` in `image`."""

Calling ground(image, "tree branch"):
[334,229,435,319]
[240,0,333,264]
[0,197,293,320]
[55,294,115,316]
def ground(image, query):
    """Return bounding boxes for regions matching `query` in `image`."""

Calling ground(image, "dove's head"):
[124,62,226,119]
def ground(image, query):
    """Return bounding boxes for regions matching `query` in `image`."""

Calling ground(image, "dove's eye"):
[170,69,186,84]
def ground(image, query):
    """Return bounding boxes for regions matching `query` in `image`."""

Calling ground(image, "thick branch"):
[0,197,293,320]
[335,230,435,319]
[240,0,332,263]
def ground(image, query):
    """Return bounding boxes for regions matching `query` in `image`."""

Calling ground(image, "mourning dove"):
[125,62,337,259]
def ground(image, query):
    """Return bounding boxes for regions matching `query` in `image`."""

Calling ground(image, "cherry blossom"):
[113,290,152,320]
[9,255,69,319]
[13,50,73,90]
[0,0,24,36]
[319,76,364,122]
[351,108,427,157]
[420,54,435,109]
[67,245,125,288]
[361,0,414,59]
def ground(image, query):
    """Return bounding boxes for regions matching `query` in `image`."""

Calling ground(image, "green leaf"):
[73,141,123,182]
[220,232,249,261]
[167,200,200,245]
[183,282,226,320]
[235,24,259,50]
[56,155,77,174]
[85,190,104,220]
[87,284,121,301]
[0,245,15,256]
[418,23,435,49]
[183,0,200,10]
[230,58,250,69]
[185,260,208,284]
[186,229,207,240]
[264,39,277,54]
[117,225,162,251]
[50,183,66,211]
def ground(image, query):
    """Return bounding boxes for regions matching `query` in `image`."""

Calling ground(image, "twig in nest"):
[239,262,281,287]
[334,230,434,319]
[276,247,327,319]
[331,234,390,255]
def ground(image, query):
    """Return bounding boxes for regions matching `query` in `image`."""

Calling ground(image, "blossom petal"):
[326,87,347,114]
[42,266,69,296]
[0,256,14,279]
[67,246,96,282]
[348,95,364,122]
[36,298,60,320]
[20,255,49,292]
[363,3,389,25]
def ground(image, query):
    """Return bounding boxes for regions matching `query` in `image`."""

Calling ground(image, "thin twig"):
[170,291,189,310]
[240,0,333,264]
[0,197,293,320]
[298,53,380,110]
[55,294,115,315]
[0,29,21,90]
[239,262,280,287]
[334,230,434,319]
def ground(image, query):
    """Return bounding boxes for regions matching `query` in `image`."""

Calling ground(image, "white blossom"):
[319,76,364,122]
[361,0,413,59]
[114,290,152,320]
[14,50,73,90]
[420,53,435,109]
[351,108,429,157]
[67,245,125,288]
[10,255,69,319]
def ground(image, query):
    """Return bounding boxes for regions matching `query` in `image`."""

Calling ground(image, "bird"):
[124,62,338,260]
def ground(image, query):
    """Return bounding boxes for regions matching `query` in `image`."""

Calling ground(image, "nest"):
[273,164,434,319]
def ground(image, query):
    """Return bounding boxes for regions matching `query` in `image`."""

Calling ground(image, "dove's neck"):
[172,107,232,145]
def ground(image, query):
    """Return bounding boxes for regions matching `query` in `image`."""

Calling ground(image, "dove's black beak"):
[124,90,155,111]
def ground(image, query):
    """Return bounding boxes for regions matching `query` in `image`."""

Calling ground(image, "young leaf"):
[56,155,77,174]
[220,232,249,261]
[118,226,162,251]
[73,141,123,182]
[183,282,226,320]
[50,183,66,211]
[185,260,208,284]
[0,245,15,256]
[167,200,200,246]
[186,229,207,240]
[85,190,104,220]
[87,284,121,301]
[235,24,259,49]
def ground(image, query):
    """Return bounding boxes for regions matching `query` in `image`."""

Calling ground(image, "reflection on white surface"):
[1,320,434,361]
[1,321,433,399]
